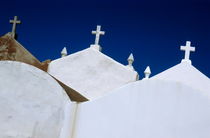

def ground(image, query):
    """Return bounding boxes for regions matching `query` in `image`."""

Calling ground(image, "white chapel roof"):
[48,47,138,100]
[151,61,210,96]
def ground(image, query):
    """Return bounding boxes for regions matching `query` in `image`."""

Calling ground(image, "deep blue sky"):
[0,0,210,78]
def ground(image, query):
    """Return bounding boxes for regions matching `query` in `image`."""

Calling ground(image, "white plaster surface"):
[151,62,210,97]
[48,47,138,100]
[0,61,73,138]
[74,80,210,138]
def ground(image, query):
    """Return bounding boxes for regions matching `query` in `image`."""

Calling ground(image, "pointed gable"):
[151,62,210,96]
[48,47,138,100]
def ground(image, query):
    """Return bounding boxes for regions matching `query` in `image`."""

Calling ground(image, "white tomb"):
[48,47,138,100]
[0,19,209,138]
[69,41,210,138]
[48,25,138,100]
[0,61,75,138]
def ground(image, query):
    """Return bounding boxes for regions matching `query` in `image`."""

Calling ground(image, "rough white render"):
[48,47,138,100]
[74,80,210,138]
[0,61,74,138]
[151,62,210,97]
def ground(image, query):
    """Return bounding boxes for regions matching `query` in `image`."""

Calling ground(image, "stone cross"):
[10,16,21,38]
[92,25,105,45]
[180,41,195,63]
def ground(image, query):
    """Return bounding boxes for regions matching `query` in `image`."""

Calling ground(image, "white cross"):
[91,25,105,45]
[10,16,21,38]
[180,41,195,63]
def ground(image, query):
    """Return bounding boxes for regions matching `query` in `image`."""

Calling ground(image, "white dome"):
[0,61,72,138]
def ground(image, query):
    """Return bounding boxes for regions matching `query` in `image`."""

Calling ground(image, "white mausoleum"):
[0,21,209,138]
[48,25,139,100]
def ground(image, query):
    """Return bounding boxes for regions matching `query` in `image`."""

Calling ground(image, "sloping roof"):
[48,47,138,100]
[151,62,210,95]
[0,33,49,71]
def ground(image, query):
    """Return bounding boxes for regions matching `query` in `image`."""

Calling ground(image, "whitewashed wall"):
[74,80,210,138]
[152,62,210,96]
[0,61,74,138]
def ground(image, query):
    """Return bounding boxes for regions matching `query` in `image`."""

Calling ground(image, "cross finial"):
[9,16,21,38]
[90,25,105,51]
[144,66,151,79]
[180,41,195,64]
[92,25,105,45]
[61,47,68,57]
